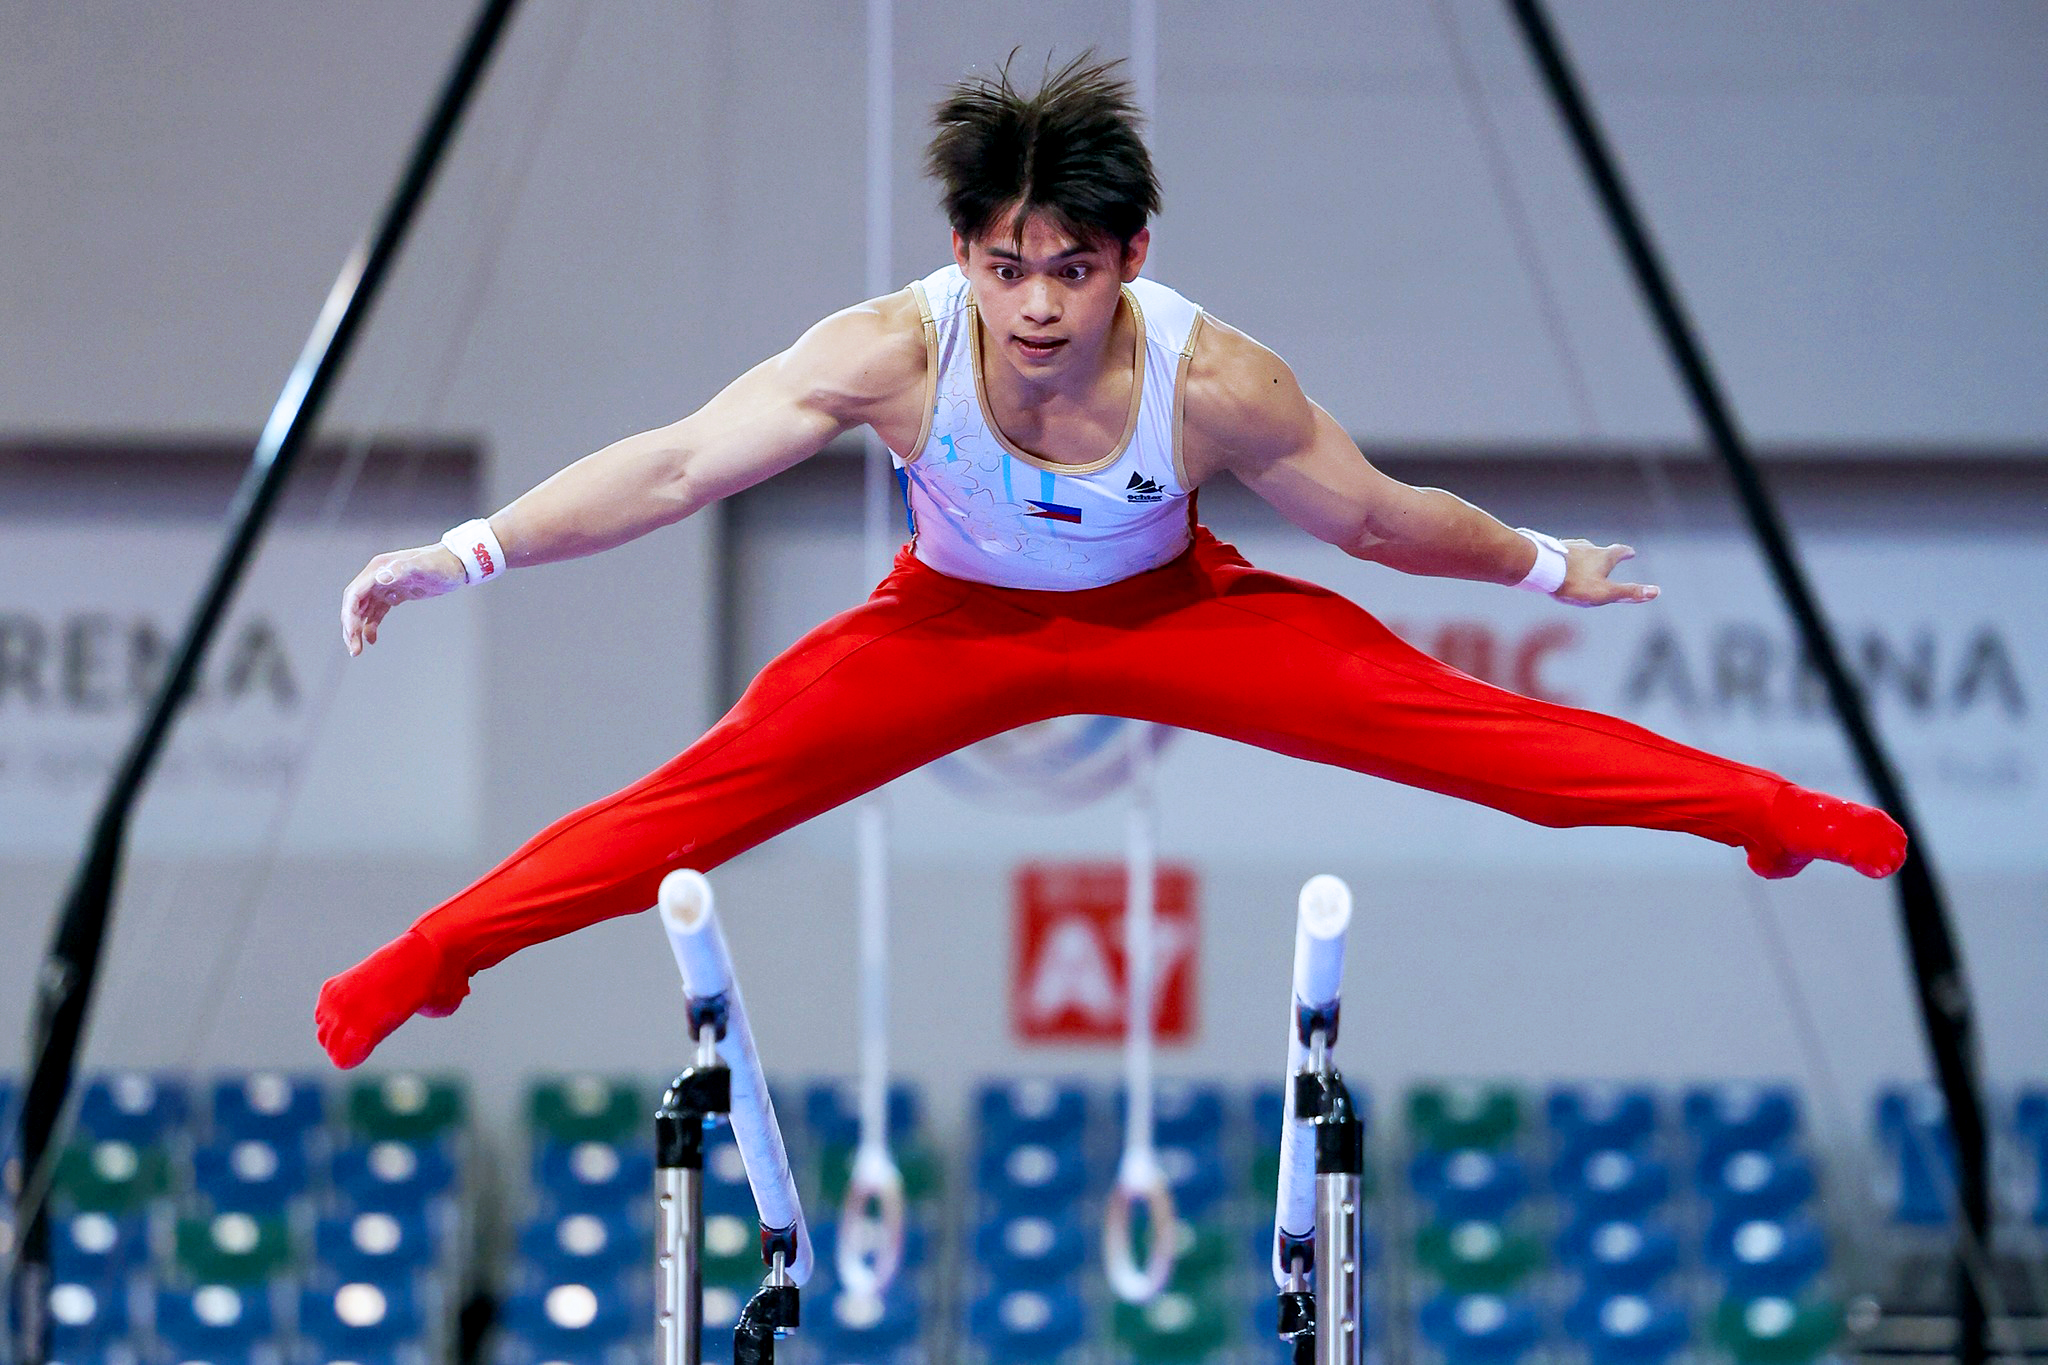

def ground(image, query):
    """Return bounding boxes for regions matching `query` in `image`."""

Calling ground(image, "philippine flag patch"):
[1025,500,1084,524]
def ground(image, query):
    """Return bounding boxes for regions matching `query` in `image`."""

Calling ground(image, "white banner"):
[0,523,480,854]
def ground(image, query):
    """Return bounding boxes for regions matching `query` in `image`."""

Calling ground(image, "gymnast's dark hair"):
[925,51,1160,254]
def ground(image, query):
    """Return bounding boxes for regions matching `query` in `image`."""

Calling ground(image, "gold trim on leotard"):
[965,285,1147,477]
[901,281,940,461]
[1169,308,1206,494]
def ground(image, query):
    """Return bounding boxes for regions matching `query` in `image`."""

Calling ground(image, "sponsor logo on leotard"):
[1124,472,1164,504]
[1025,500,1084,525]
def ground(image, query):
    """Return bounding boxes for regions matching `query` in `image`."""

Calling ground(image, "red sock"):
[315,930,470,1069]
[1748,785,1907,880]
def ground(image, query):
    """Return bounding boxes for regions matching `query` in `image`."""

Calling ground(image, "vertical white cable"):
[1123,726,1157,1160]
[1130,0,1158,137]
[856,801,890,1146]
[841,0,909,1301]
[862,0,896,587]
[1130,0,1158,274]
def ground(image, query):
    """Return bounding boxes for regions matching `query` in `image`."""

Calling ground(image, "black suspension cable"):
[6,3,522,1360]
[1501,4,1990,1361]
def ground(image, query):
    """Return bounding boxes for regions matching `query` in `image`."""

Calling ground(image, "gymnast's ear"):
[1120,227,1150,281]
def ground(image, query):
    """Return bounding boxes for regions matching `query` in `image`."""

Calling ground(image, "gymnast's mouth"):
[1013,335,1068,359]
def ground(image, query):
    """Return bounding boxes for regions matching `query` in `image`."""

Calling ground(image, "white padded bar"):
[658,870,814,1285]
[1272,873,1353,1286]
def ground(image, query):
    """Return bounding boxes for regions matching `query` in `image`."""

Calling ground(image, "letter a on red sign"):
[1012,862,1197,1043]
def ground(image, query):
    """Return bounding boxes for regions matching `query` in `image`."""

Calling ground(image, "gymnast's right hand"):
[315,930,471,1069]
[341,545,467,657]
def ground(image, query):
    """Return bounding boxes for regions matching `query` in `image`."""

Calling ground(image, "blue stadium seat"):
[211,1072,327,1147]
[968,1285,1087,1362]
[334,1138,457,1213]
[1122,1081,1229,1147]
[1418,1291,1544,1364]
[496,1277,641,1359]
[2021,1130,2048,1227]
[1252,1084,1287,1144]
[1563,1291,1691,1365]
[46,1278,131,1358]
[1556,1217,1681,1296]
[1551,1147,1671,1222]
[1697,1146,1814,1222]
[534,1139,650,1214]
[50,1211,148,1283]
[1873,1088,1957,1226]
[1410,1148,1530,1223]
[1704,1213,1830,1299]
[316,1208,443,1283]
[192,1137,314,1215]
[78,1072,189,1146]
[299,1279,428,1359]
[975,1209,1089,1286]
[702,1130,758,1218]
[804,1081,922,1147]
[1683,1084,1800,1156]
[154,1281,280,1360]
[2016,1088,2048,1139]
[515,1209,643,1283]
[1159,1140,1230,1221]
[1548,1086,1660,1157]
[808,1281,925,1357]
[975,1079,1091,1149]
[976,1138,1090,1211]
[813,1214,931,1279]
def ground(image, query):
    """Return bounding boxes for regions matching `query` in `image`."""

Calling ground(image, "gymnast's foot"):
[1747,785,1907,880]
[315,930,470,1069]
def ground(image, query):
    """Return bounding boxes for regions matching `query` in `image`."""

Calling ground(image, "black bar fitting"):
[654,1066,730,1170]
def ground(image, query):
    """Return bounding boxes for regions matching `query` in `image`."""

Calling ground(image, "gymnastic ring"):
[1102,1153,1180,1304]
[835,1141,906,1299]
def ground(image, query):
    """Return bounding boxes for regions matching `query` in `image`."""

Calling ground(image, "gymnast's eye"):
[992,264,1022,281]
[1063,264,1090,281]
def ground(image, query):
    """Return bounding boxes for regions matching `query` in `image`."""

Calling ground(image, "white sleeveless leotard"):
[895,263,1206,591]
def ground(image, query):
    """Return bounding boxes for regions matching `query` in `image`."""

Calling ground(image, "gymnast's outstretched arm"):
[1179,315,1659,609]
[337,290,930,655]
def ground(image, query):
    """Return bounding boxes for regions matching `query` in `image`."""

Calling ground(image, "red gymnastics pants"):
[315,528,1904,1066]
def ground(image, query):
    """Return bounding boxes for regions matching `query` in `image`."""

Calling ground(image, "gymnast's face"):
[954,209,1149,386]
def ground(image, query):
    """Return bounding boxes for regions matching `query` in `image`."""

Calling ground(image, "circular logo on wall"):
[928,717,1175,812]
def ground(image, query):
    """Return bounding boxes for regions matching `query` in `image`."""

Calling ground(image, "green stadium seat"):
[1126,1214,1234,1290]
[53,1140,170,1214]
[1113,1286,1232,1361]
[818,1140,941,1205]
[173,1211,295,1284]
[1712,1295,1841,1364]
[347,1073,465,1142]
[702,1209,765,1288]
[1408,1084,1522,1151]
[528,1075,646,1145]
[1416,1219,1545,1294]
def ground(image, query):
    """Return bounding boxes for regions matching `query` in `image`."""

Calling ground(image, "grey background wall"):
[2,1,2043,1138]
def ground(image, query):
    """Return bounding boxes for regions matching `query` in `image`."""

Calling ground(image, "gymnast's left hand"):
[1556,540,1660,608]
[315,929,471,1069]
[340,544,467,657]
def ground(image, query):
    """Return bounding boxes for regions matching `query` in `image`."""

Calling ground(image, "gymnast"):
[318,55,1904,1069]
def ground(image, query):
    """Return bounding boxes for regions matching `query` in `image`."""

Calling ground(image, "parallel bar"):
[1274,875,1352,1285]
[6,4,522,1359]
[658,871,814,1286]
[1501,6,1989,1361]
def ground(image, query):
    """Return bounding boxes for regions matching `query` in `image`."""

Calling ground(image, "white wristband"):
[1513,528,1568,596]
[440,518,507,585]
